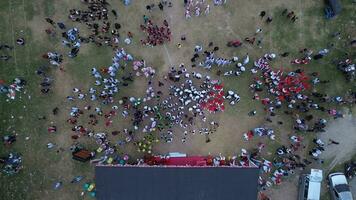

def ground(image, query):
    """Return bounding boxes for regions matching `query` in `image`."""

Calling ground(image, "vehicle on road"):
[298,169,323,200]
[328,172,354,200]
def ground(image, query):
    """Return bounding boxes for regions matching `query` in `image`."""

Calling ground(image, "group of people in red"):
[277,72,310,101]
[200,84,225,113]
[140,19,171,46]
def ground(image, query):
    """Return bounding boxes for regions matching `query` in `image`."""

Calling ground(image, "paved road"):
[351,177,356,199]
[267,115,356,200]
[319,114,356,170]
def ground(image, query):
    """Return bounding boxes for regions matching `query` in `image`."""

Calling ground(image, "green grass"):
[0,0,62,199]
[0,0,355,199]
[329,153,356,174]
[43,0,55,17]
[24,0,36,21]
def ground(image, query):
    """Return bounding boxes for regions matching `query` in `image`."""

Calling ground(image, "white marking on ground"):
[8,0,19,70]
[298,0,304,46]
[163,44,173,66]
[22,0,31,76]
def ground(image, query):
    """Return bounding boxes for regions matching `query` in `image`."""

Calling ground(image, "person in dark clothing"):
[41,88,49,93]
[0,55,11,61]
[53,107,59,115]
[45,17,55,25]
[328,139,340,145]
[57,22,66,29]
[69,48,79,57]
[205,137,211,143]
[40,82,50,87]
[158,3,163,10]
[260,11,266,18]
[281,52,289,57]
[295,68,303,73]
[114,23,121,29]
[282,9,288,15]
[146,5,151,11]
[313,54,323,60]
[291,16,298,22]
[112,10,117,18]
[0,44,12,49]
[266,17,273,23]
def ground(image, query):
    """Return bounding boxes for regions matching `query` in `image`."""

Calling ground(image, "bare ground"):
[264,175,299,200]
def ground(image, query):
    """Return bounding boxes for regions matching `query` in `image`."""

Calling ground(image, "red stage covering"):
[145,156,212,166]
[166,156,207,166]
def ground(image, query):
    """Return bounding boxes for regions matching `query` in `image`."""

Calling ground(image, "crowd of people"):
[184,0,211,19]
[140,19,171,46]
[337,58,355,81]
[64,58,234,148]
[1,1,356,200]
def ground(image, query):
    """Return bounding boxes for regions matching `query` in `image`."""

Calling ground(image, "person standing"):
[204,4,210,15]
[266,16,273,23]
[260,11,266,18]
[282,8,288,15]
[158,2,164,10]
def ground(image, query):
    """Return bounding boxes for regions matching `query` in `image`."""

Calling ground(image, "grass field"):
[0,0,355,199]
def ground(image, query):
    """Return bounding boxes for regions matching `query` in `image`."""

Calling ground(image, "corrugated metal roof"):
[95,166,260,200]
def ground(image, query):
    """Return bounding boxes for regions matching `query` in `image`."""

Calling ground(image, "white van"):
[298,169,323,200]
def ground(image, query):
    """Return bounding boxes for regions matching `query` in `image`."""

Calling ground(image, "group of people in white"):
[185,0,211,19]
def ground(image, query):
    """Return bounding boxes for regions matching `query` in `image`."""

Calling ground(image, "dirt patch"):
[264,175,299,200]
[154,112,266,155]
